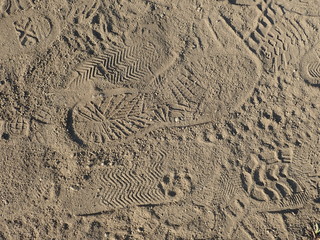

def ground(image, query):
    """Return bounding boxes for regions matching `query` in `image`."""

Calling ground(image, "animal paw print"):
[158,170,192,201]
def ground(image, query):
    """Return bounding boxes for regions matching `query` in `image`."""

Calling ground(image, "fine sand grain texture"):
[0,0,320,239]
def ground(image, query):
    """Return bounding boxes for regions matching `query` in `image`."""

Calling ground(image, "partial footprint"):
[241,155,309,212]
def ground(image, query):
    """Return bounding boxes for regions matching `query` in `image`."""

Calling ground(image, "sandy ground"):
[0,0,320,239]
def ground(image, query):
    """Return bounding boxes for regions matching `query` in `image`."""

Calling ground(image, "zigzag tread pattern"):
[308,62,320,78]
[95,154,166,210]
[68,44,158,88]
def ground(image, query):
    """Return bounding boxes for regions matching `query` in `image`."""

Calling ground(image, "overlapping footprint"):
[67,18,261,147]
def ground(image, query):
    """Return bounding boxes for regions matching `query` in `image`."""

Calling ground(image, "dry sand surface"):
[0,0,320,239]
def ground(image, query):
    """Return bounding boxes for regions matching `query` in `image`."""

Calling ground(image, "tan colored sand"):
[0,0,320,239]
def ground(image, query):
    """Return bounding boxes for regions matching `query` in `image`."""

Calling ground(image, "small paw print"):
[158,170,193,201]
